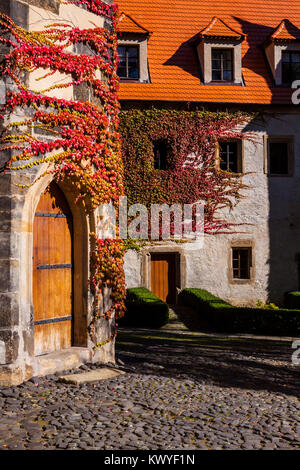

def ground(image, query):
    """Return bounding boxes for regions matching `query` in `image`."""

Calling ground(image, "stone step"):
[58,368,126,385]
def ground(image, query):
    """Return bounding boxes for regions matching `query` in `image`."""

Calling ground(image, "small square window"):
[212,49,233,82]
[266,137,294,176]
[117,45,139,80]
[232,248,252,280]
[218,141,242,173]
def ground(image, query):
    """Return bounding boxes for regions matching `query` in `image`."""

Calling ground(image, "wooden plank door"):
[33,182,73,356]
[150,253,177,304]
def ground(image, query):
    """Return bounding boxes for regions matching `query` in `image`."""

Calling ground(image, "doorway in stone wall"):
[33,182,73,356]
[150,252,178,304]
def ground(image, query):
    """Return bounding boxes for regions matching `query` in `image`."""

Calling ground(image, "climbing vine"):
[119,108,250,236]
[0,0,252,348]
[0,0,126,340]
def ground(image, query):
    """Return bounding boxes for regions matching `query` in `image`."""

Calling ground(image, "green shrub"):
[285,291,300,310]
[256,300,279,310]
[178,288,300,336]
[119,287,169,328]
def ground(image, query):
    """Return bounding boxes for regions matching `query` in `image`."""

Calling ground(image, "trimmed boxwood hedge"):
[285,291,300,310]
[119,287,169,328]
[178,288,300,336]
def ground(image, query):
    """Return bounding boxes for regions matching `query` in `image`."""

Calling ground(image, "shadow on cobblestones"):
[116,328,300,398]
[0,327,299,451]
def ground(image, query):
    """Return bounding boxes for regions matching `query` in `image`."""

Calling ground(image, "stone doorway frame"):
[21,170,93,359]
[140,245,187,303]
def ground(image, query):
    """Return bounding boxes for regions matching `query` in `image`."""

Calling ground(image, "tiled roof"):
[269,19,300,41]
[198,17,244,39]
[117,0,300,105]
[118,12,150,35]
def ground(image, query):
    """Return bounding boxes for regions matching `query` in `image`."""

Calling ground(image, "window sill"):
[229,278,254,285]
[268,173,293,177]
[218,169,244,176]
[274,83,294,88]
[205,81,243,86]
[119,78,141,83]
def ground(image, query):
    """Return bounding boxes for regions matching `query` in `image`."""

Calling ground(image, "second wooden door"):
[150,253,177,304]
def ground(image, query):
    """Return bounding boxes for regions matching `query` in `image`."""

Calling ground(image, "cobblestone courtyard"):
[0,327,299,450]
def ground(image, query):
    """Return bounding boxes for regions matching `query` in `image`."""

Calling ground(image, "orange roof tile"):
[118,12,150,35]
[198,17,244,39]
[270,19,300,40]
[117,0,300,105]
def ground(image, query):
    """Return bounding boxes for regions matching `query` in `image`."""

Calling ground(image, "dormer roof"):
[197,17,244,40]
[118,12,151,35]
[117,0,300,105]
[268,19,300,41]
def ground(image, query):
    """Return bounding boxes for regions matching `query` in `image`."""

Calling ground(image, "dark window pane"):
[240,251,249,278]
[128,66,139,79]
[212,70,222,81]
[211,48,233,81]
[282,52,290,63]
[128,47,138,58]
[223,50,232,60]
[118,57,127,70]
[119,55,126,64]
[282,51,300,84]
[117,46,126,58]
[153,140,168,170]
[117,66,127,78]
[223,70,233,81]
[219,141,238,172]
[294,52,300,62]
[232,248,251,279]
[128,57,138,66]
[212,58,221,69]
[117,45,139,79]
[269,142,289,175]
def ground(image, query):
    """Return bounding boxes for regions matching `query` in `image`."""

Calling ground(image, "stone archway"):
[21,170,91,359]
[0,167,116,386]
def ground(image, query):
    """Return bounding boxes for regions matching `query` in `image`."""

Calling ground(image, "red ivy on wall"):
[0,0,126,341]
[119,108,250,235]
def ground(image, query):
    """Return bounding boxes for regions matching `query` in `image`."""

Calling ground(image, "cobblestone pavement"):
[0,328,299,450]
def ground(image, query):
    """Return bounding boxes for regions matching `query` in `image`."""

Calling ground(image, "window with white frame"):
[211,48,234,82]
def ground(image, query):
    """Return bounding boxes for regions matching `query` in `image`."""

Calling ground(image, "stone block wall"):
[0,0,116,386]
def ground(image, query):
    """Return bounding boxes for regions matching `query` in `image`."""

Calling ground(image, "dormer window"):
[195,17,244,85]
[117,45,139,80]
[264,19,300,86]
[117,13,151,83]
[212,48,233,82]
[282,51,300,84]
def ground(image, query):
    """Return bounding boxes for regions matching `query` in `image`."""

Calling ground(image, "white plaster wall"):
[123,112,300,306]
[124,249,142,288]
[20,2,105,100]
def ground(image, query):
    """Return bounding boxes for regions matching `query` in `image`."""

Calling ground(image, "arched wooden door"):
[33,182,73,356]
